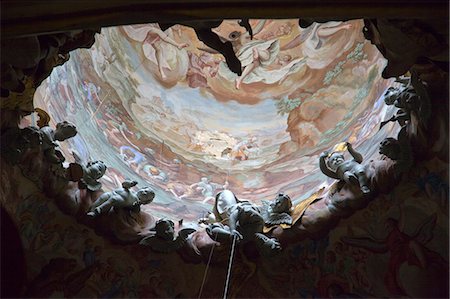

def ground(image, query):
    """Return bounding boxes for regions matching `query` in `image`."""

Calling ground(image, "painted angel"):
[341,209,448,297]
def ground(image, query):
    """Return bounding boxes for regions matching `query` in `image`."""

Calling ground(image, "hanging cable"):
[223,234,237,299]
[198,232,218,299]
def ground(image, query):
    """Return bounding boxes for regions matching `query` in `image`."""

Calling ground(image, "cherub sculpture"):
[207,190,281,256]
[40,121,77,163]
[319,142,370,194]
[0,126,42,164]
[380,72,431,129]
[139,218,196,253]
[379,127,413,173]
[87,180,155,217]
[72,149,107,191]
[80,161,107,191]
[261,193,293,226]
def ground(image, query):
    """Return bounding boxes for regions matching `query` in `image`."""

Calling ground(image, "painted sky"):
[33,19,399,221]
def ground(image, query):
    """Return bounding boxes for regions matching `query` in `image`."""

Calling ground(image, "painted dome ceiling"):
[33,19,398,221]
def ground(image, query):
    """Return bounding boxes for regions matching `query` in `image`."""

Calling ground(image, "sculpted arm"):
[252,20,267,36]
[228,209,243,240]
[147,27,185,48]
[346,142,363,163]
[316,22,352,37]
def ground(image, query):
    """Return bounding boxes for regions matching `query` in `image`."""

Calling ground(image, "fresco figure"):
[227,136,259,161]
[319,142,370,194]
[282,21,357,69]
[87,180,155,217]
[342,213,448,297]
[119,145,145,173]
[189,177,228,203]
[214,20,306,89]
[206,20,303,89]
[122,24,188,80]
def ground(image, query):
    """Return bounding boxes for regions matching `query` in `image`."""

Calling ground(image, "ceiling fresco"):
[32,19,399,221]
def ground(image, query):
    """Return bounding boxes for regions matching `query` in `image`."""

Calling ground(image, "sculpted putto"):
[80,161,107,191]
[261,193,293,226]
[0,126,42,164]
[40,121,77,163]
[380,72,431,129]
[319,142,370,194]
[87,180,155,217]
[379,127,413,173]
[72,150,107,191]
[207,190,281,256]
[139,218,195,253]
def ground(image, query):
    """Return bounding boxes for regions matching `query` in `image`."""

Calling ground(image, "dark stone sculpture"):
[140,218,195,253]
[87,180,155,217]
[1,29,99,107]
[379,127,413,174]
[380,72,431,130]
[261,193,293,226]
[362,19,448,79]
[40,121,77,163]
[319,142,370,194]
[206,190,281,256]
[0,126,42,164]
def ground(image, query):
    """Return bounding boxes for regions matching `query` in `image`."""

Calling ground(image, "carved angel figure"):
[139,218,195,253]
[380,72,431,129]
[87,180,154,217]
[207,190,281,256]
[379,127,413,173]
[319,142,370,194]
[0,126,42,164]
[40,121,77,163]
[261,193,293,226]
[72,150,107,191]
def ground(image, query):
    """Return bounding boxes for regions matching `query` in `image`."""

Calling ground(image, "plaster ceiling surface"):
[33,19,398,221]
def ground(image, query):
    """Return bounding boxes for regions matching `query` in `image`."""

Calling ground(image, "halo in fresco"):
[33,19,398,221]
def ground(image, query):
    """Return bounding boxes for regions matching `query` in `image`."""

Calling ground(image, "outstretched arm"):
[319,153,340,179]
[147,27,187,49]
[228,209,243,240]
[252,20,267,36]
[346,142,363,163]
[316,22,352,37]
[122,180,138,189]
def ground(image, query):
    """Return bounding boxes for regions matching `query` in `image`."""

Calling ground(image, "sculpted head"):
[86,160,107,180]
[270,193,292,214]
[137,187,155,205]
[215,189,239,215]
[326,152,345,171]
[379,138,400,160]
[155,218,175,241]
[54,121,77,141]
[383,87,400,105]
